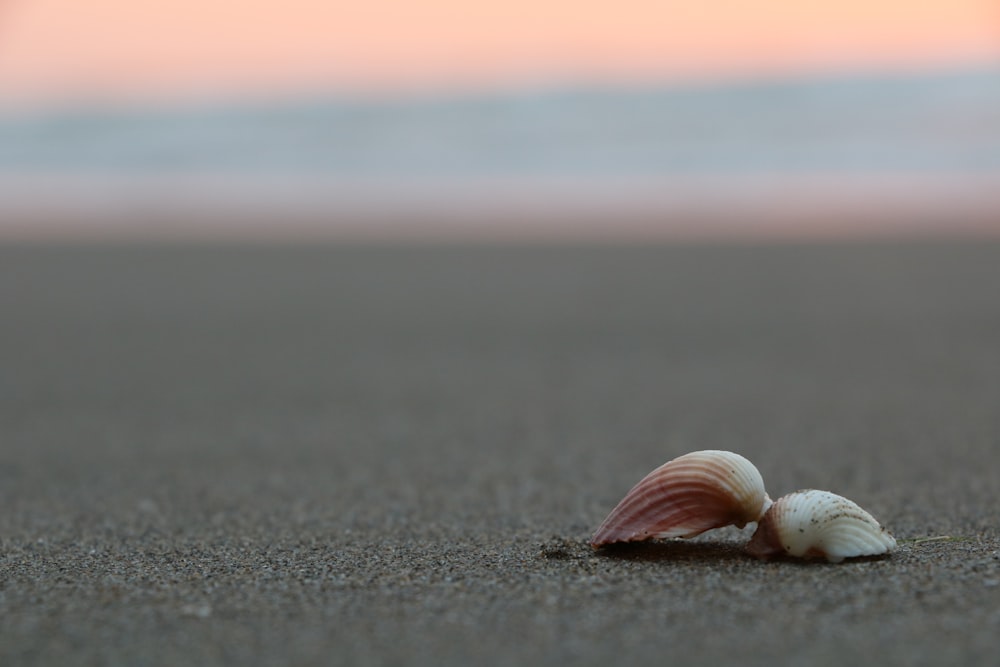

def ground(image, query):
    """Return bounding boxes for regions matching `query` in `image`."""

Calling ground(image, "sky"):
[1,0,998,106]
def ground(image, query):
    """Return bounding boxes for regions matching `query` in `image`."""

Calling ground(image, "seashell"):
[746,489,896,563]
[591,450,772,546]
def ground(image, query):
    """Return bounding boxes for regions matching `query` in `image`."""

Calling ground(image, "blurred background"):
[1,0,998,240]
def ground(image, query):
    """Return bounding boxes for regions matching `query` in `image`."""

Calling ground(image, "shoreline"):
[1,172,999,243]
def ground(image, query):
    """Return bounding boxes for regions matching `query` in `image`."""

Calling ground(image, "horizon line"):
[2,58,997,116]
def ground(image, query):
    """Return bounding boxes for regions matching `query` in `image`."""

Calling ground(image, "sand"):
[1,241,999,666]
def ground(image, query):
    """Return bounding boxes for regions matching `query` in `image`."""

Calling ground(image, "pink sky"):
[1,0,998,105]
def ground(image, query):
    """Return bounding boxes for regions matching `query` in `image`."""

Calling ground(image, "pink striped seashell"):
[747,489,896,563]
[590,450,772,547]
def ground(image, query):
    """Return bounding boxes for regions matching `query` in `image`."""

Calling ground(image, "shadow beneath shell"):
[592,539,747,563]
[545,538,896,565]
[753,552,895,567]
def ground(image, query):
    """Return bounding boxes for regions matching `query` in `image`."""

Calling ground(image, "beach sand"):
[2,240,999,665]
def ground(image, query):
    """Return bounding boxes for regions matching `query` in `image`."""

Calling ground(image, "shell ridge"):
[591,450,770,546]
[820,520,896,554]
[748,489,896,562]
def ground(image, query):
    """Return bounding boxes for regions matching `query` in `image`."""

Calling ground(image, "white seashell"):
[746,489,896,563]
[591,450,772,547]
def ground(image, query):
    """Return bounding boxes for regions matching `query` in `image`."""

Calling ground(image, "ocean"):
[1,66,998,238]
